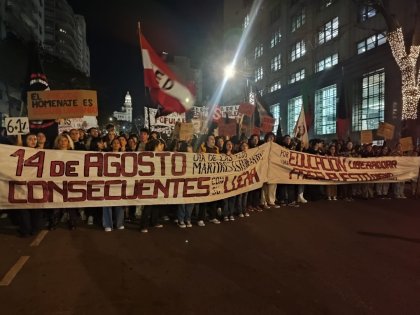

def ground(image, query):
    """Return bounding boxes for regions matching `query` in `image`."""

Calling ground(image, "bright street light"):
[224,64,236,79]
[109,117,113,122]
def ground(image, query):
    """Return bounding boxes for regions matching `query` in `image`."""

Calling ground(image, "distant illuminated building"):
[113,91,133,122]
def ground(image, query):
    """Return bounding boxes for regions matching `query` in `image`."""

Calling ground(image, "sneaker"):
[333,196,337,201]
[244,212,250,217]
[269,204,280,208]
[104,227,112,232]
[263,204,270,209]
[229,216,235,221]
[287,202,300,207]
[178,221,186,228]
[327,197,332,201]
[256,207,263,212]
[197,220,205,227]
[297,193,308,203]
[87,216,94,225]
[186,221,192,228]
[209,218,220,224]
[239,213,245,218]
[117,226,125,230]
[223,216,229,222]
[162,216,170,221]
[140,229,148,233]
[154,224,163,228]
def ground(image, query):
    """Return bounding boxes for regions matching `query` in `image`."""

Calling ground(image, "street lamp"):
[109,117,113,122]
[224,64,236,79]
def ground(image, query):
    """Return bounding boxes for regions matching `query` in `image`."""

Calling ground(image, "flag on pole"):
[336,84,349,140]
[293,105,309,149]
[139,33,195,114]
[253,90,274,130]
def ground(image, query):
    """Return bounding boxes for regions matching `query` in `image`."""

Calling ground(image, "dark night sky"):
[67,0,223,122]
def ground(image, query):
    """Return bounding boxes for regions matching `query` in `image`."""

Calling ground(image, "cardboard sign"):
[174,122,194,141]
[238,103,255,117]
[360,130,373,144]
[261,116,275,133]
[5,117,30,135]
[399,137,414,152]
[27,90,98,119]
[218,119,237,137]
[377,122,395,140]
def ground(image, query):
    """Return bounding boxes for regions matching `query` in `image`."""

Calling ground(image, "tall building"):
[44,0,90,76]
[113,91,133,123]
[223,0,418,140]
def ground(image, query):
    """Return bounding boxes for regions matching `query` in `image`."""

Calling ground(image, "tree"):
[360,0,420,120]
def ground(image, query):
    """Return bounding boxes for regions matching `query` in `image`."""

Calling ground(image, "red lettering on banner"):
[104,180,124,200]
[27,181,48,203]
[104,153,121,177]
[65,161,79,176]
[87,180,104,200]
[8,181,27,203]
[84,153,103,177]
[68,181,87,202]
[155,152,171,176]
[51,161,65,176]
[121,153,137,177]
[171,153,186,176]
[138,152,155,176]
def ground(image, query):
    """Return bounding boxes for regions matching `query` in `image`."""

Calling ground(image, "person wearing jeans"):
[102,206,124,232]
[177,204,194,228]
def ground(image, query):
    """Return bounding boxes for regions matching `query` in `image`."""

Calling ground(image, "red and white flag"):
[293,105,309,149]
[140,33,195,113]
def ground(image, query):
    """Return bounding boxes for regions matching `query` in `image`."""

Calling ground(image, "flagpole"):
[137,22,152,131]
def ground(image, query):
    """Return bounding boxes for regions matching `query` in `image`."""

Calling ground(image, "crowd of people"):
[0,124,419,238]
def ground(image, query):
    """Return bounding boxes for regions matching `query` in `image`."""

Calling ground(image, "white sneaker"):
[87,216,93,225]
[269,204,280,208]
[162,216,170,221]
[209,218,220,224]
[263,204,270,209]
[154,224,163,228]
[244,213,250,217]
[327,197,332,201]
[239,213,244,218]
[186,221,192,228]
[297,193,308,203]
[117,226,125,230]
[140,229,148,233]
[333,197,337,201]
[104,227,112,232]
[229,216,235,221]
[197,220,205,227]
[223,216,229,222]
[178,222,186,228]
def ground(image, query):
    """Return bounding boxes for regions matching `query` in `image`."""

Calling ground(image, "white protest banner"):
[0,143,269,209]
[268,144,420,185]
[58,117,98,133]
[5,117,30,135]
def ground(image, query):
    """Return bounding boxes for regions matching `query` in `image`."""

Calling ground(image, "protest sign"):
[377,122,395,140]
[238,103,255,117]
[27,90,98,119]
[399,137,414,152]
[218,118,237,137]
[5,117,30,135]
[360,130,373,144]
[174,122,194,141]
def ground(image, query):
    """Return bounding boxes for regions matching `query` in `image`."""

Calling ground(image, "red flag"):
[140,33,195,113]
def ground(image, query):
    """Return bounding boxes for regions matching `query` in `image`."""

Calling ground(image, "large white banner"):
[0,143,419,209]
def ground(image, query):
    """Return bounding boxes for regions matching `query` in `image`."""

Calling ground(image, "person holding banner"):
[221,140,237,221]
[261,132,280,209]
[17,133,43,237]
[237,141,250,218]
[102,138,125,232]
[392,142,407,199]
[325,145,338,201]
[247,134,262,212]
[376,145,391,198]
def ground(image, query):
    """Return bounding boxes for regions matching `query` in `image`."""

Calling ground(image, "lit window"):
[270,29,282,48]
[289,69,305,84]
[271,103,281,132]
[353,69,385,131]
[357,32,386,54]
[315,53,338,72]
[271,54,281,72]
[288,96,303,135]
[270,80,282,93]
[360,5,377,22]
[254,44,264,59]
[249,91,255,105]
[290,40,306,61]
[318,17,339,45]
[255,67,264,82]
[243,14,250,29]
[291,8,306,32]
[315,84,337,135]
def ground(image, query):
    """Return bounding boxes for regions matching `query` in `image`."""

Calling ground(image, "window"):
[243,14,250,29]
[255,66,264,82]
[360,5,377,22]
[357,32,386,54]
[249,91,255,105]
[288,96,303,134]
[318,17,339,45]
[315,84,337,135]
[271,54,281,72]
[270,80,282,93]
[315,53,338,72]
[289,69,305,84]
[271,103,281,132]
[254,44,263,59]
[290,40,306,61]
[291,8,306,32]
[353,69,385,131]
[270,29,282,48]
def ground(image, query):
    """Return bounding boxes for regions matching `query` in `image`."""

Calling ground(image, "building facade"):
[223,0,418,141]
[113,91,133,123]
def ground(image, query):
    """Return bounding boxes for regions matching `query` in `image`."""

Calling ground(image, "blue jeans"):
[223,197,235,217]
[102,206,124,229]
[177,204,194,222]
[237,192,248,214]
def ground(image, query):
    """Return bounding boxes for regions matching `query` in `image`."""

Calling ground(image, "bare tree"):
[358,0,420,120]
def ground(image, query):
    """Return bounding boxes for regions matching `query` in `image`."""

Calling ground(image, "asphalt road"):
[0,197,420,315]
